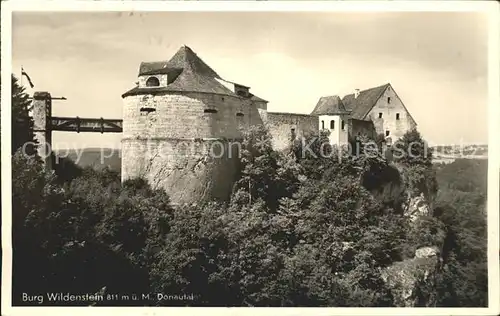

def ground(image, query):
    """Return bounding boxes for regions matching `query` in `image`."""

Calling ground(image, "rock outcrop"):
[367,160,442,306]
[404,192,432,221]
[381,246,441,307]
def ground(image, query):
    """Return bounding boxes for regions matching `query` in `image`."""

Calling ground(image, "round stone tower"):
[121,46,267,205]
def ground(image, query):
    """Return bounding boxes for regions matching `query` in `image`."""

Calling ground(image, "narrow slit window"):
[291,128,296,141]
[204,109,218,114]
[378,113,383,119]
[330,120,335,129]
[396,113,400,120]
[341,120,345,130]
[140,107,156,114]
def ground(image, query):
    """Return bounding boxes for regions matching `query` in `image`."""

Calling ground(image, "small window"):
[236,112,244,117]
[396,113,400,120]
[378,113,383,119]
[321,120,325,129]
[341,120,345,130]
[204,109,217,114]
[385,130,390,136]
[146,76,160,87]
[387,97,391,104]
[140,107,156,114]
[291,128,296,141]
[330,120,335,129]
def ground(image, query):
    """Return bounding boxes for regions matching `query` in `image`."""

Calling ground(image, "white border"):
[1,1,499,316]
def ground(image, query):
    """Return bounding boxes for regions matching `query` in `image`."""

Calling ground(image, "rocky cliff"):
[366,159,443,306]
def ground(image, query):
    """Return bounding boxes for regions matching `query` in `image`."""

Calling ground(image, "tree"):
[11,74,36,155]
[231,125,301,211]
[392,129,433,167]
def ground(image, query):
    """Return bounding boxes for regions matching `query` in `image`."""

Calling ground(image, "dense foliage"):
[433,159,488,307]
[11,74,36,155]
[10,77,488,307]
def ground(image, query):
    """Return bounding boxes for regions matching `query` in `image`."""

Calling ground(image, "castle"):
[121,46,417,204]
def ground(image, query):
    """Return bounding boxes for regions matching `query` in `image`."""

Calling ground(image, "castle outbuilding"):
[268,83,417,150]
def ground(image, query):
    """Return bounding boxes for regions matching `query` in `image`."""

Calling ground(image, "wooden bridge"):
[51,116,123,133]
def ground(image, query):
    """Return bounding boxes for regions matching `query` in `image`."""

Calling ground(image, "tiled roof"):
[122,67,235,98]
[138,45,220,78]
[249,93,268,103]
[310,95,350,116]
[126,45,267,102]
[342,83,390,119]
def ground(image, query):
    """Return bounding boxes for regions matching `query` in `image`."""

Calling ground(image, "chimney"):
[354,89,360,99]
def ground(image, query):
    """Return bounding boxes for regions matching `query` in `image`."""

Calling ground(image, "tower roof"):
[311,95,350,116]
[125,46,267,102]
[138,45,220,78]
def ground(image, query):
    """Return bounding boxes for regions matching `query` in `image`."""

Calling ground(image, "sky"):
[12,11,489,149]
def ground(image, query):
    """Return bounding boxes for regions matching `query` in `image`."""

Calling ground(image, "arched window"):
[341,120,345,130]
[330,120,335,129]
[146,76,160,87]
[321,120,325,129]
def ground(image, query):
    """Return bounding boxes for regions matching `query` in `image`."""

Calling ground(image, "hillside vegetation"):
[10,75,488,307]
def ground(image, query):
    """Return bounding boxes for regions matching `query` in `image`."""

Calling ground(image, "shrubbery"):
[10,75,487,306]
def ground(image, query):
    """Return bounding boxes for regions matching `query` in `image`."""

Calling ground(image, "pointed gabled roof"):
[138,45,220,78]
[124,46,268,102]
[311,95,350,116]
[342,83,390,119]
[165,45,220,78]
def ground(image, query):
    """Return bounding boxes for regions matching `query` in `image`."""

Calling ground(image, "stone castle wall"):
[122,91,266,204]
[349,119,376,140]
[266,112,317,151]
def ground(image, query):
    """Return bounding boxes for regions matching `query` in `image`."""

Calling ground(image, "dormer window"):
[234,85,250,98]
[146,76,160,87]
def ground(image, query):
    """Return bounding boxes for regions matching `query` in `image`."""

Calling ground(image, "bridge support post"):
[32,92,53,170]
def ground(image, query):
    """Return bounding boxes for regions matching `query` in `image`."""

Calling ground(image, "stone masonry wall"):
[266,112,317,151]
[122,138,240,204]
[122,91,265,204]
[366,86,417,140]
[32,92,53,169]
[349,119,376,140]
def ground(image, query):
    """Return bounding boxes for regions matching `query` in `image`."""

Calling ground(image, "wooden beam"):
[51,116,123,133]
